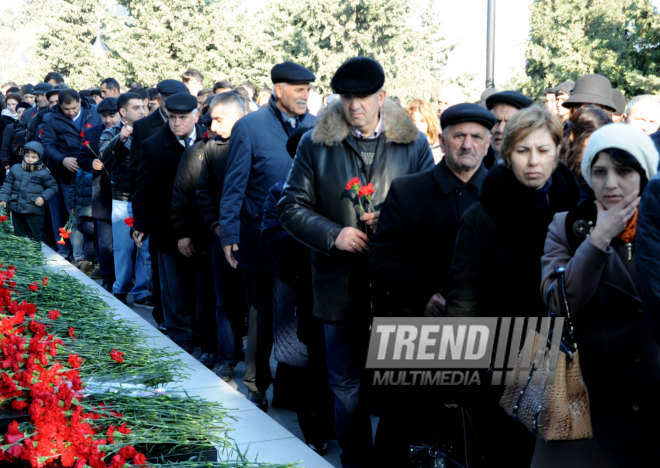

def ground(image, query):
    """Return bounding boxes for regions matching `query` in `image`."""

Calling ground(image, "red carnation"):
[85,123,93,128]
[47,309,60,320]
[110,349,124,363]
[68,354,83,368]
[68,327,77,340]
[82,140,90,147]
[0,215,7,223]
[57,239,66,245]
[345,177,361,191]
[358,183,375,199]
[124,217,134,228]
[42,276,48,286]
[27,282,38,291]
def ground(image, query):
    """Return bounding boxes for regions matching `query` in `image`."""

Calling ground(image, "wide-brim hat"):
[331,57,385,95]
[563,74,616,112]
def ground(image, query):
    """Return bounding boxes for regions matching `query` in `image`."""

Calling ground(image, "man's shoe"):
[215,363,234,382]
[156,322,167,334]
[247,391,268,411]
[198,352,216,369]
[88,263,102,279]
[133,296,154,308]
[306,441,329,456]
[75,259,94,275]
[113,293,128,304]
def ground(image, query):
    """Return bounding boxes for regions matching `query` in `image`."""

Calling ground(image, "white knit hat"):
[581,123,659,189]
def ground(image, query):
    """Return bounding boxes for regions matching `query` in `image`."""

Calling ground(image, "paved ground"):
[118,292,362,467]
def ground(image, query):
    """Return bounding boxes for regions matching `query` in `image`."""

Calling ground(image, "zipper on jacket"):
[626,242,632,262]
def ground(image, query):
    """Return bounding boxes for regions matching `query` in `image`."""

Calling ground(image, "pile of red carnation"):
[0,265,148,467]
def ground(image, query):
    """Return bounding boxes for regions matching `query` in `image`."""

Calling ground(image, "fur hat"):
[581,123,659,188]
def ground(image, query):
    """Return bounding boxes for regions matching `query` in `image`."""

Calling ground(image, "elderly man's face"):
[341,89,386,136]
[490,103,518,153]
[440,121,491,177]
[275,83,310,117]
[626,100,660,134]
[168,111,198,137]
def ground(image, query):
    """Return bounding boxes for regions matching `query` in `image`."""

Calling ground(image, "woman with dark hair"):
[560,105,612,201]
[534,123,659,467]
[446,106,580,466]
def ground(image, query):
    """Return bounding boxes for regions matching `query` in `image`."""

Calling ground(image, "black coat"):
[447,163,580,318]
[278,99,434,321]
[171,138,210,252]
[127,109,167,197]
[369,159,488,316]
[77,124,111,220]
[132,122,204,253]
[196,137,230,232]
[41,102,102,184]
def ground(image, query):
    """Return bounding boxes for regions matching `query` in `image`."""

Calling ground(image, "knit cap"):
[581,123,658,188]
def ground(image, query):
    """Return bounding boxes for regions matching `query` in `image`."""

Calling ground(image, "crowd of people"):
[0,59,659,468]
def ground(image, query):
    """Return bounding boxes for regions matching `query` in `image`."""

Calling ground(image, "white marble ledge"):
[40,244,332,468]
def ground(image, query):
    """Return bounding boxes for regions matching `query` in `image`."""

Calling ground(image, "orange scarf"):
[617,207,638,244]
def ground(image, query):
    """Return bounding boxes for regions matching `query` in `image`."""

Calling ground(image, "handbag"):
[499,266,593,441]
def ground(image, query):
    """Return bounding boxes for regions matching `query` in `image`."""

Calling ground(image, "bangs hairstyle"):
[499,106,563,163]
[406,98,440,145]
[591,147,649,192]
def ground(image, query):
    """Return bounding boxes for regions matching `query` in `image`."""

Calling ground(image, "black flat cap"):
[21,84,35,96]
[33,82,53,95]
[331,57,385,95]
[97,97,119,114]
[486,91,534,110]
[156,79,189,96]
[46,83,70,99]
[16,102,32,112]
[286,126,312,158]
[165,92,198,113]
[440,103,496,130]
[270,61,316,84]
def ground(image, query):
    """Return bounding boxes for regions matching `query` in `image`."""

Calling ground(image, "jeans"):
[323,319,373,468]
[72,215,96,262]
[111,200,151,299]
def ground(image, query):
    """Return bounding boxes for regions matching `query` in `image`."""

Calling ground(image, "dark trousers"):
[211,235,247,364]
[323,319,373,468]
[157,250,194,349]
[94,218,114,287]
[190,248,218,354]
[12,211,43,241]
[242,270,274,394]
[149,234,164,324]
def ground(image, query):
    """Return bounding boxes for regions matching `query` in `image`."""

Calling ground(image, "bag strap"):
[545,266,578,361]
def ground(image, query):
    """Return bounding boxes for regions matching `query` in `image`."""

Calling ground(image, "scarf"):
[617,207,638,244]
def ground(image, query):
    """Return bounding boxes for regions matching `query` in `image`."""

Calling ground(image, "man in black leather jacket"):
[277,57,433,467]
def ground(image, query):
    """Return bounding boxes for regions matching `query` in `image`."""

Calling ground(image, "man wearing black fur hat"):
[278,56,433,467]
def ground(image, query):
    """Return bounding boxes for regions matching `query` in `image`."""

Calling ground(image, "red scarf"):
[617,207,638,244]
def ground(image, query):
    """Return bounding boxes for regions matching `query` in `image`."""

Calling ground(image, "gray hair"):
[625,94,660,116]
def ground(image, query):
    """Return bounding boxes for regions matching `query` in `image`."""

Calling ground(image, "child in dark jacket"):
[0,141,58,240]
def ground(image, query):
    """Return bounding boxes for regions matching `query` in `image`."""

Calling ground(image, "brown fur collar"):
[311,98,420,146]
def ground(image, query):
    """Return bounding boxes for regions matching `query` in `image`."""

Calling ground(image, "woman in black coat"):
[446,106,580,467]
